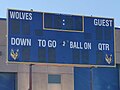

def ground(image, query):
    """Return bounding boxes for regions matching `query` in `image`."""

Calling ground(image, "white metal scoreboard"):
[7,9,115,67]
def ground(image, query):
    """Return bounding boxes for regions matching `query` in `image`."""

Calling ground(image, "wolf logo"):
[105,54,112,64]
[10,49,19,60]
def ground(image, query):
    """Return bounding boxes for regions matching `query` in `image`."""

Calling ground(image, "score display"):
[7,9,115,67]
[44,13,83,31]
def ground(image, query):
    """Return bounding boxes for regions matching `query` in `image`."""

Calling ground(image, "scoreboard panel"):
[7,9,115,67]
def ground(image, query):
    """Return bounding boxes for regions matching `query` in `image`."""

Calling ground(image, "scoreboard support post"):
[90,67,93,90]
[28,64,34,90]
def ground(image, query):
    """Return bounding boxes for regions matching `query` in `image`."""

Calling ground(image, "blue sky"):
[0,0,120,27]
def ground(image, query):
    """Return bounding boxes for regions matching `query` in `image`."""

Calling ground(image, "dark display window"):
[104,29,112,40]
[44,13,53,29]
[54,14,62,29]
[22,47,30,61]
[11,19,20,34]
[22,21,30,35]
[96,51,103,64]
[48,48,56,63]
[81,50,89,64]
[96,27,103,40]
[74,16,83,31]
[72,49,80,64]
[38,48,46,63]
[64,15,74,30]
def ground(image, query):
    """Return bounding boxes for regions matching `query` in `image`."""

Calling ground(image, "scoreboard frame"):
[6,9,116,67]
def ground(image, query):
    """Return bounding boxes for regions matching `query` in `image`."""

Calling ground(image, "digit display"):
[11,19,20,34]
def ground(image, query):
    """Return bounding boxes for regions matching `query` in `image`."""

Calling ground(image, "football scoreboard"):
[7,9,115,67]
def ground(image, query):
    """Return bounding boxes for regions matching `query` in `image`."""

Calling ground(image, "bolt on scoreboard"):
[7,9,115,67]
